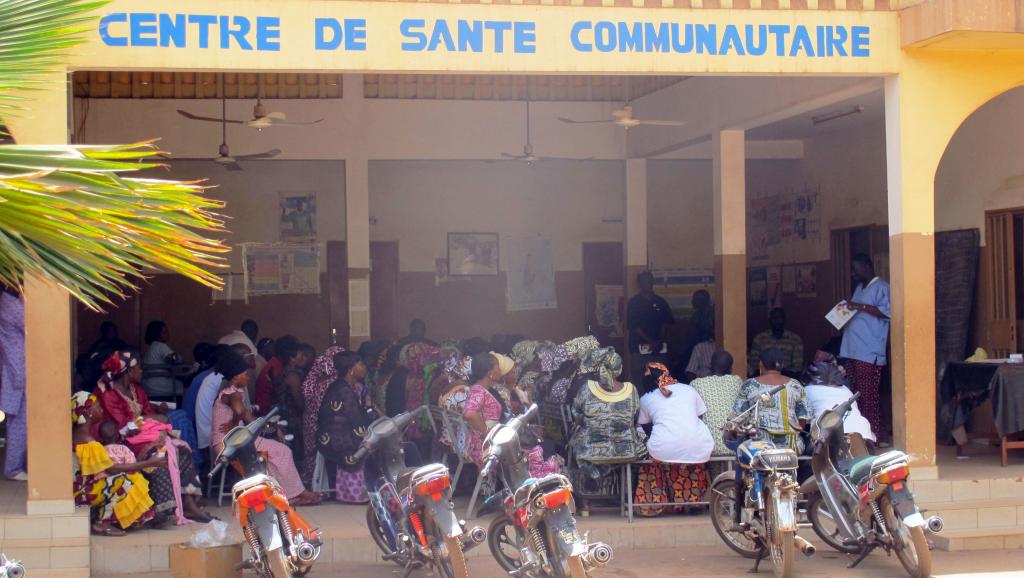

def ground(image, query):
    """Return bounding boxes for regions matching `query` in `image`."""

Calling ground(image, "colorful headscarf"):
[563,336,600,363]
[71,391,97,424]
[580,347,622,389]
[511,340,540,368]
[537,342,570,373]
[803,353,849,387]
[644,362,677,397]
[444,355,472,384]
[97,350,139,390]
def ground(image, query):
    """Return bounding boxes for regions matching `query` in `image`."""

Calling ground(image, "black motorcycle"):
[481,404,613,578]
[356,406,486,578]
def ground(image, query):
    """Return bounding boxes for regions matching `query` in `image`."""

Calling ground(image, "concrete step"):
[917,497,1024,531]
[930,527,1024,551]
[909,476,1024,504]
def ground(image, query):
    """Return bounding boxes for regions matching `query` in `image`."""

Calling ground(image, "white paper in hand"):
[826,300,857,330]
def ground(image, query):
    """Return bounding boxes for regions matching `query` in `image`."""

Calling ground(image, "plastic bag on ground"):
[189,519,231,548]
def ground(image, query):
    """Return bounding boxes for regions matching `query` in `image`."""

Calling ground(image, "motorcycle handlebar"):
[208,461,224,479]
[353,445,369,462]
[766,383,786,397]
[480,457,497,479]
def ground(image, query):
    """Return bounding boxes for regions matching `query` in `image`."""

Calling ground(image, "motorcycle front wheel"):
[805,491,859,554]
[763,497,794,578]
[709,477,763,559]
[881,496,932,578]
[487,514,525,573]
[264,547,292,578]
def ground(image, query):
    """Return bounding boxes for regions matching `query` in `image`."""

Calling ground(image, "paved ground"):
[311,545,1024,578]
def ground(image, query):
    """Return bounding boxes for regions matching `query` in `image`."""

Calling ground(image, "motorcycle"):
[802,391,941,578]
[708,384,815,578]
[481,404,613,578]
[210,407,323,578]
[357,406,485,578]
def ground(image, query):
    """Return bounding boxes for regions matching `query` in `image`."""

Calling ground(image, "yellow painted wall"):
[70,1,900,75]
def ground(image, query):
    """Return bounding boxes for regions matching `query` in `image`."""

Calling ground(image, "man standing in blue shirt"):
[840,254,891,440]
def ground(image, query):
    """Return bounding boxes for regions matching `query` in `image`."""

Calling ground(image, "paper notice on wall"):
[211,273,247,304]
[506,237,557,311]
[242,243,321,296]
[594,285,625,338]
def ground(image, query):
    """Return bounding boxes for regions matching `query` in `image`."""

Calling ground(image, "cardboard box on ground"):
[169,543,243,578]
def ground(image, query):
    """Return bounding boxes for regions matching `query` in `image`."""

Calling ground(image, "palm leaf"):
[0,1,230,310]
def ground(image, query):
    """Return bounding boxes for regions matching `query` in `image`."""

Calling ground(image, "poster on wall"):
[448,232,499,276]
[748,186,822,264]
[651,269,715,318]
[749,268,768,306]
[279,192,316,241]
[506,237,557,311]
[242,243,321,296]
[796,264,817,298]
[594,284,625,338]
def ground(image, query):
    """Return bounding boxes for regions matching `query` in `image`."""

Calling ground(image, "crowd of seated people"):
[70,316,877,536]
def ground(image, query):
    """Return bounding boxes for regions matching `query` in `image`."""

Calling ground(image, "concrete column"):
[884,75,937,472]
[624,158,649,297]
[712,130,747,375]
[346,157,371,351]
[5,74,75,515]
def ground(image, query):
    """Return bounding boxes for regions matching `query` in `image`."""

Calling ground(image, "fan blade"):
[500,152,523,159]
[224,162,244,171]
[558,117,615,125]
[538,156,596,161]
[635,119,687,126]
[234,148,281,161]
[177,109,245,124]
[265,111,287,120]
[269,118,325,126]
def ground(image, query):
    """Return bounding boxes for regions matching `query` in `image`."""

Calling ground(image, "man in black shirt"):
[627,271,675,383]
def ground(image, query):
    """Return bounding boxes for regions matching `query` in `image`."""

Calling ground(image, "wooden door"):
[370,241,399,341]
[326,241,349,347]
[582,242,625,355]
[986,212,1018,357]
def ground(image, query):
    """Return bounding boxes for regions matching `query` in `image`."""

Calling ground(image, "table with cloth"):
[939,361,1024,465]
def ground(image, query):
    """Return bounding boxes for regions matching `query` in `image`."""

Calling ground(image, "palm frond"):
[0,142,229,310]
[0,1,231,311]
[0,0,109,114]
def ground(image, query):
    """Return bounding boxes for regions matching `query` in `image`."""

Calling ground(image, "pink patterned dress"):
[464,385,562,477]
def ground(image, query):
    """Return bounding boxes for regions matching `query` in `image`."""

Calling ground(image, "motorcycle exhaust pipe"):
[295,542,318,563]
[582,542,613,569]
[460,525,487,551]
[4,563,25,578]
[926,516,944,534]
[793,535,816,558]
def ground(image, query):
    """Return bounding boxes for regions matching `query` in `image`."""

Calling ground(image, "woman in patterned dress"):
[633,363,713,517]
[568,347,644,511]
[72,392,159,536]
[316,351,377,504]
[733,347,810,453]
[299,345,346,485]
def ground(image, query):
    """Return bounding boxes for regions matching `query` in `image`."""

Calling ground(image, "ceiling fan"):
[558,78,685,129]
[499,101,591,163]
[177,76,324,130]
[210,97,280,171]
[558,104,686,130]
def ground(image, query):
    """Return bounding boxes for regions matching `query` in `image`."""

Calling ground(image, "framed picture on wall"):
[279,192,317,241]
[448,232,499,276]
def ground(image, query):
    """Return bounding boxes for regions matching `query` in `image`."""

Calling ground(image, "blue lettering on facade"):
[94,12,873,59]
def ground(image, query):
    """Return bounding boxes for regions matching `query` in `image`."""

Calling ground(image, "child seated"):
[98,421,139,466]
